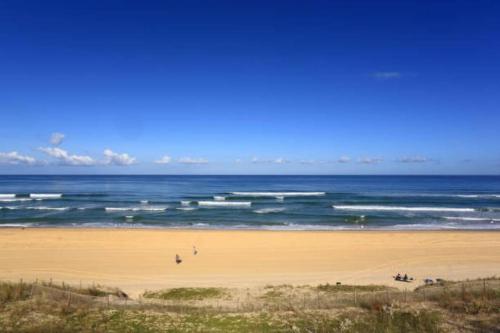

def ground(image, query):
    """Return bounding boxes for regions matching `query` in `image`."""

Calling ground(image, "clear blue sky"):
[0,0,499,174]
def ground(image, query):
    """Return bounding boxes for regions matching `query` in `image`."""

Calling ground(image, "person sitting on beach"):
[395,273,401,280]
[403,273,408,281]
[175,254,182,264]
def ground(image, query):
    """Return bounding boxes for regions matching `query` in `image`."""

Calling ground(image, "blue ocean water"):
[1,175,500,230]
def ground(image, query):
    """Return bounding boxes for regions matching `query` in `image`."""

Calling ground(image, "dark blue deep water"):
[1,175,500,230]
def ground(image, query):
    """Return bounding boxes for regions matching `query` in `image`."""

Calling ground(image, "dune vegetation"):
[0,277,499,332]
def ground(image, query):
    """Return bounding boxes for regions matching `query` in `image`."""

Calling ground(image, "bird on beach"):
[193,246,198,255]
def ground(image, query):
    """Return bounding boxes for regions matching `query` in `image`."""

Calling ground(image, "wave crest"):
[254,207,286,214]
[333,205,475,212]
[105,207,167,212]
[29,193,62,199]
[231,192,325,197]
[198,201,251,207]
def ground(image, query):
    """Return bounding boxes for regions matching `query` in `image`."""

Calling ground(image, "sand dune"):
[0,228,499,296]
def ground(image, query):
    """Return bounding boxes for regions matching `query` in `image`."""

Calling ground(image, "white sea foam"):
[452,194,500,199]
[443,216,500,222]
[198,201,251,207]
[333,205,475,212]
[0,223,33,228]
[276,196,285,201]
[105,207,167,212]
[29,193,62,199]
[429,194,500,199]
[176,207,197,211]
[231,192,325,197]
[180,200,192,206]
[0,194,16,198]
[26,206,69,211]
[140,200,149,204]
[0,206,18,210]
[254,207,286,214]
[260,224,350,231]
[0,198,32,202]
[213,196,225,201]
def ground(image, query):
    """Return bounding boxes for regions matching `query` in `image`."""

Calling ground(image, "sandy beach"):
[0,228,499,296]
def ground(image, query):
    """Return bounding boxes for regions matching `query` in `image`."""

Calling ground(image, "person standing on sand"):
[175,254,182,264]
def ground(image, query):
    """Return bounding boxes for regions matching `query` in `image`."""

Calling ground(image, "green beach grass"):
[1,278,499,332]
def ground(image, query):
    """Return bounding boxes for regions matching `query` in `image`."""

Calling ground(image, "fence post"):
[66,291,72,309]
[30,281,35,298]
[17,279,22,299]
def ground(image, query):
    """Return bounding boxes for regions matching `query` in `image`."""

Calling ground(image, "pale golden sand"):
[0,228,499,296]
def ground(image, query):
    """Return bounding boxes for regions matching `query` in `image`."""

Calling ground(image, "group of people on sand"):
[175,246,198,264]
[394,273,413,282]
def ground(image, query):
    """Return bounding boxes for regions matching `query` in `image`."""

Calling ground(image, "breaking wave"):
[29,193,62,199]
[254,207,286,214]
[333,205,475,212]
[105,206,167,212]
[0,198,33,202]
[26,206,69,211]
[198,201,251,207]
[176,207,197,211]
[443,216,500,222]
[231,192,325,197]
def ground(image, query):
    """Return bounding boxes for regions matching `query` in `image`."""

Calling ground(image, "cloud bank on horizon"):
[0,132,442,173]
[0,130,492,174]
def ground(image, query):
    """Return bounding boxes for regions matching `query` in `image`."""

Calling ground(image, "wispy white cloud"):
[155,155,172,164]
[273,157,288,164]
[39,147,95,166]
[50,132,65,146]
[338,156,351,163]
[178,157,208,164]
[0,151,38,165]
[251,157,289,164]
[398,156,431,163]
[372,72,401,80]
[358,157,383,164]
[103,149,136,166]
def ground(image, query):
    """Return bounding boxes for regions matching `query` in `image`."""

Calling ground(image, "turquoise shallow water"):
[1,175,500,230]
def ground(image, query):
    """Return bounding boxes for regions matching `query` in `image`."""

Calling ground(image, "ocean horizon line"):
[1,174,500,177]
